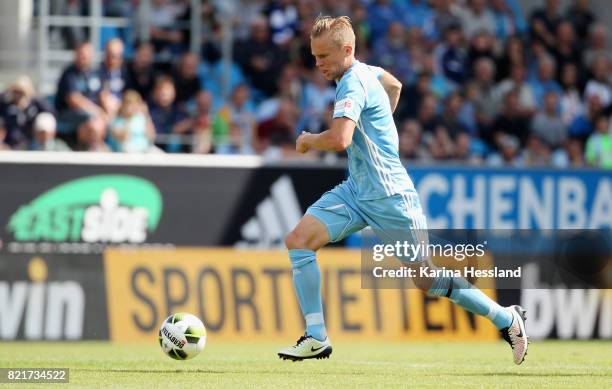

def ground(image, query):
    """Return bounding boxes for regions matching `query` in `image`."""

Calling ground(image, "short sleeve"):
[367,65,384,79]
[333,75,366,123]
[63,71,81,94]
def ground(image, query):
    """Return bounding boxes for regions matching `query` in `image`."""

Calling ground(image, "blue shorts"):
[306,181,428,258]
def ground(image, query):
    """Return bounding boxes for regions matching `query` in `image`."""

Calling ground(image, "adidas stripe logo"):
[235,175,302,248]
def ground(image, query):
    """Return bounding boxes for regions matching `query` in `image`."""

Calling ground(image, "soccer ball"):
[158,313,207,360]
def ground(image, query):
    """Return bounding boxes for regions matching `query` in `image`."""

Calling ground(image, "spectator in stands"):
[569,94,603,141]
[367,0,398,45]
[372,22,414,85]
[55,42,106,147]
[406,26,426,73]
[265,0,299,46]
[173,52,202,107]
[255,97,297,154]
[529,55,562,108]
[440,92,470,139]
[215,121,247,155]
[435,23,469,87]
[58,0,88,49]
[417,93,442,133]
[531,91,567,150]
[21,0,607,165]
[492,89,531,149]
[103,0,132,17]
[566,0,596,44]
[299,70,335,134]
[467,30,497,73]
[148,76,190,152]
[440,92,475,161]
[490,0,516,42]
[494,64,536,117]
[424,124,455,160]
[26,112,71,152]
[459,0,495,39]
[257,64,303,122]
[216,84,256,154]
[399,119,428,161]
[398,0,435,40]
[458,81,479,135]
[144,0,186,59]
[193,91,227,153]
[473,57,499,137]
[585,113,612,168]
[565,138,586,166]
[395,72,432,122]
[0,118,9,151]
[521,133,554,166]
[126,42,158,99]
[233,0,267,41]
[75,116,111,152]
[496,36,526,82]
[552,21,582,80]
[454,129,476,162]
[529,0,562,50]
[584,54,612,108]
[110,90,157,153]
[0,76,53,148]
[350,2,371,58]
[99,38,128,119]
[431,0,462,42]
[487,132,521,166]
[583,23,609,67]
[291,17,317,72]
[234,16,288,98]
[421,53,451,98]
[560,63,584,125]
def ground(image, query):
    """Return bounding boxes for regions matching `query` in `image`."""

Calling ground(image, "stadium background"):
[0,0,610,347]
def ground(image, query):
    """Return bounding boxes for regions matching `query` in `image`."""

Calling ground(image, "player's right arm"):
[296,117,355,153]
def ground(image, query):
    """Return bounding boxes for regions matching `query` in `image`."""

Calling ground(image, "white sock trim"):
[486,307,498,320]
[305,313,324,326]
[292,255,316,268]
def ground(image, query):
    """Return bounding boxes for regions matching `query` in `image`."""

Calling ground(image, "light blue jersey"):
[306,60,426,247]
[332,60,415,200]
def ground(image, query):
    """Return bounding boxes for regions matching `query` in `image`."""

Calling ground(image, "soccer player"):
[277,16,529,364]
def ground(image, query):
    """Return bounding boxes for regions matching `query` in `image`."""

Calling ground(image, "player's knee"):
[413,275,433,291]
[285,230,308,250]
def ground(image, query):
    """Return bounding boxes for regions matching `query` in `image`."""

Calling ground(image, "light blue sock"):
[428,276,513,329]
[289,249,327,341]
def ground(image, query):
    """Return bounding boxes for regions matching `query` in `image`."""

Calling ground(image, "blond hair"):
[119,89,144,117]
[310,15,355,48]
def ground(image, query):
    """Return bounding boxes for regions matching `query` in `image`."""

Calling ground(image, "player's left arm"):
[296,117,355,153]
[369,65,402,113]
[378,70,402,113]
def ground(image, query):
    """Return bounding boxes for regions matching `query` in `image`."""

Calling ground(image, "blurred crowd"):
[1,0,611,168]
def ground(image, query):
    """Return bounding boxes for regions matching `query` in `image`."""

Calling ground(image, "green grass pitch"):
[1,341,610,388]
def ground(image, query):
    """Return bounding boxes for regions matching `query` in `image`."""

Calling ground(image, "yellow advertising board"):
[104,248,499,342]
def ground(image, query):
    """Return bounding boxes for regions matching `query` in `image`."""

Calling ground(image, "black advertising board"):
[0,161,346,253]
[0,254,108,340]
